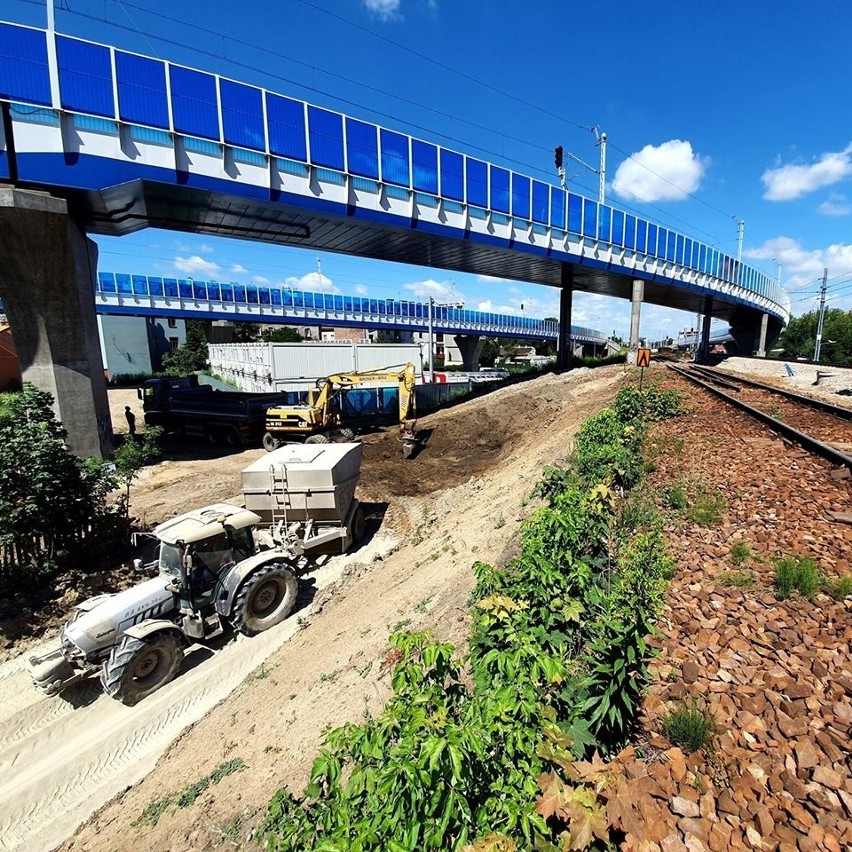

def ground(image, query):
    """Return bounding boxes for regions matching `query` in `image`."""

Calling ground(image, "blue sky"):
[7,0,852,339]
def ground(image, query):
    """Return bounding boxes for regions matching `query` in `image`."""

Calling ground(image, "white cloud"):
[174,255,220,275]
[402,278,464,303]
[364,0,400,20]
[818,192,851,217]
[744,236,852,296]
[355,284,369,295]
[230,263,247,274]
[199,243,215,254]
[612,139,707,203]
[284,271,338,294]
[761,145,852,201]
[253,275,270,285]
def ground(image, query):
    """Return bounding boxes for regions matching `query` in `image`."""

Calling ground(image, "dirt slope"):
[1,366,624,852]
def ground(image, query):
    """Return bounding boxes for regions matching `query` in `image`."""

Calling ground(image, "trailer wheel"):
[231,563,298,636]
[101,633,183,706]
[263,432,282,452]
[305,433,330,445]
[351,504,366,544]
[223,426,241,448]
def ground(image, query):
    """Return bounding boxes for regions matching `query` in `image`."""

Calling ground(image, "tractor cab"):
[153,504,261,613]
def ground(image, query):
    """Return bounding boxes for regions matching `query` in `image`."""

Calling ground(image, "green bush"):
[661,701,716,753]
[774,556,824,600]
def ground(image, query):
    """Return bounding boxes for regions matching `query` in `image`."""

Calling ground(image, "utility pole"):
[554,126,606,205]
[735,219,745,264]
[593,127,607,206]
[814,267,829,362]
[427,296,434,383]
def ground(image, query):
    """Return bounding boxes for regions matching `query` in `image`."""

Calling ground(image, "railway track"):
[667,364,852,471]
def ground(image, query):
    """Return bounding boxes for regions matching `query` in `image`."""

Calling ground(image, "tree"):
[0,385,118,590]
[261,326,303,343]
[112,427,163,518]
[232,322,260,342]
[161,320,210,375]
[778,309,852,365]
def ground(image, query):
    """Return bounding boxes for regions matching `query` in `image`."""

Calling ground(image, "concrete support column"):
[0,188,112,458]
[627,278,644,365]
[696,296,713,363]
[756,313,769,357]
[453,335,485,371]
[556,266,574,370]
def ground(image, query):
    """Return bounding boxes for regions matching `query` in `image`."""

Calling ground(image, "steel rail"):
[668,365,852,470]
[690,365,852,422]
[686,366,742,392]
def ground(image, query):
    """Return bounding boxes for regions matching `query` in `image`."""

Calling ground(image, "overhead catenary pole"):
[814,267,829,362]
[427,297,434,383]
[736,219,745,264]
[596,130,607,205]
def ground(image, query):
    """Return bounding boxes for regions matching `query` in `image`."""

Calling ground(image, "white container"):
[241,442,363,523]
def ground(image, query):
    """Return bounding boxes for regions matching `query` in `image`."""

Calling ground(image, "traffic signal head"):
[554,145,563,170]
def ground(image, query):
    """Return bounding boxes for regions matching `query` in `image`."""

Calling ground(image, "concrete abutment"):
[0,188,112,458]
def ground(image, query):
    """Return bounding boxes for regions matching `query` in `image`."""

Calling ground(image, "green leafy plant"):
[774,556,824,600]
[134,758,246,827]
[661,701,716,753]
[112,426,163,518]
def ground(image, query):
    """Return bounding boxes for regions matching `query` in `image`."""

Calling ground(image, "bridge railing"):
[0,20,789,323]
[95,272,610,343]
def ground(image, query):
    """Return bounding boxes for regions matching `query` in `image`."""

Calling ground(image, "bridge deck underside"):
[74,180,758,326]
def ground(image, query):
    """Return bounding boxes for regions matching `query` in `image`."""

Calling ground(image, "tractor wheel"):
[231,564,299,636]
[101,633,183,706]
[263,431,282,452]
[336,428,356,442]
[350,504,366,544]
[305,433,331,445]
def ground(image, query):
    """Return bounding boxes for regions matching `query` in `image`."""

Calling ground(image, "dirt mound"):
[39,365,623,852]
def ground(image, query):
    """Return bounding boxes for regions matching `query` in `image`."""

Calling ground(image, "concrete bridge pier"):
[696,297,713,362]
[627,278,644,365]
[0,188,112,458]
[454,334,485,371]
[756,313,770,357]
[556,267,574,370]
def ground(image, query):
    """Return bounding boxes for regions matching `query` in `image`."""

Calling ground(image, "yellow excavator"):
[262,363,420,458]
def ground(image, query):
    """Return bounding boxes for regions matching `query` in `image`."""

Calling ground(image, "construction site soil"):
[1,365,624,852]
[3,360,850,851]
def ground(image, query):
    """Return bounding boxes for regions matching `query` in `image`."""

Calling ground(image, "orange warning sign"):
[636,348,651,368]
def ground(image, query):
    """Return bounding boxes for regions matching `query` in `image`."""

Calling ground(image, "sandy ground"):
[0,366,627,852]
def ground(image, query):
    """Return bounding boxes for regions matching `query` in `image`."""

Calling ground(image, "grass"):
[830,574,852,600]
[774,556,824,600]
[661,702,716,753]
[662,485,688,510]
[493,514,506,529]
[729,542,752,566]
[133,758,246,827]
[689,489,725,525]
[718,569,756,588]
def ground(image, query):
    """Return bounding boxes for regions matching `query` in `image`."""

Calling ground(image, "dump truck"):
[139,375,293,447]
[28,443,365,705]
[262,363,420,457]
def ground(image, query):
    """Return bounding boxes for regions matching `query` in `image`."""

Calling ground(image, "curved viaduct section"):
[0,21,789,455]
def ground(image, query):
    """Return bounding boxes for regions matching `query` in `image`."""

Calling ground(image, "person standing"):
[124,405,137,436]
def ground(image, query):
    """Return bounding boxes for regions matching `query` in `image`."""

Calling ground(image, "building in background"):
[0,323,21,390]
[96,316,186,379]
